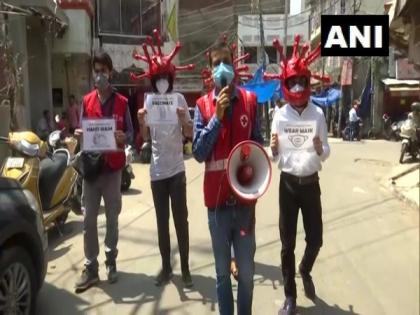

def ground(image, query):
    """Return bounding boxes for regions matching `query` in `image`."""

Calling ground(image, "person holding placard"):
[134,29,195,288]
[74,52,133,292]
[269,36,330,315]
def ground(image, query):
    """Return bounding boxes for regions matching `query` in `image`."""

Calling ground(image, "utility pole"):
[257,0,270,142]
[283,0,288,50]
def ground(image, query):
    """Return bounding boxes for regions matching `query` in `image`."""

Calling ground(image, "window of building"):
[97,0,160,43]
[265,46,278,64]
[244,46,258,64]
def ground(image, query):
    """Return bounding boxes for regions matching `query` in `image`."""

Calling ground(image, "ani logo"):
[240,115,249,128]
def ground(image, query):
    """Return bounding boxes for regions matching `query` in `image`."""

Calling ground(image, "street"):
[37,139,419,315]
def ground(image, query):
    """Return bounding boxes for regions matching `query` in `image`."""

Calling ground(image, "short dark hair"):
[151,74,174,93]
[92,51,113,71]
[208,42,233,67]
[69,94,75,100]
[43,109,50,116]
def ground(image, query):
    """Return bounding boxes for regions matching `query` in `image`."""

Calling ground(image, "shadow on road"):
[37,282,88,315]
[298,297,360,315]
[97,271,161,305]
[122,188,142,196]
[47,221,83,262]
[255,261,283,289]
[171,274,217,312]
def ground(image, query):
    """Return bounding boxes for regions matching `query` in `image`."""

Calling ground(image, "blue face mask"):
[212,63,235,88]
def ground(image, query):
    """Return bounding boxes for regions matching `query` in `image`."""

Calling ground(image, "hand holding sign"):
[313,136,323,156]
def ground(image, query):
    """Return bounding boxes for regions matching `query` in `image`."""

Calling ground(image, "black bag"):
[73,151,104,182]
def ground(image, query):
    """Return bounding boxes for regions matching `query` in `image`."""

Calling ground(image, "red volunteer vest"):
[197,87,257,208]
[83,90,127,171]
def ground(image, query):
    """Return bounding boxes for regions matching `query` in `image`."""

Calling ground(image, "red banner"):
[341,59,353,86]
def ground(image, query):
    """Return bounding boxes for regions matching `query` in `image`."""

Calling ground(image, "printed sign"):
[145,94,178,125]
[321,15,389,56]
[82,118,117,152]
[278,121,317,151]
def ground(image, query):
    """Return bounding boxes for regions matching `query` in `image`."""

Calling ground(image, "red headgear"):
[265,35,321,107]
[131,29,195,82]
[201,34,253,92]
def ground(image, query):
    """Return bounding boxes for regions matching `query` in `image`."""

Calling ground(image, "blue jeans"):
[208,206,256,315]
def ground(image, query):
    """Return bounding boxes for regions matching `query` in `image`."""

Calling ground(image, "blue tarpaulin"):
[311,88,342,107]
[242,66,280,103]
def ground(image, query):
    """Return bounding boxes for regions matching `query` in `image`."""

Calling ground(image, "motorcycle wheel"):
[399,143,408,164]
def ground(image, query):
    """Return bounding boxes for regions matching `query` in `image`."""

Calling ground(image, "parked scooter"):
[399,103,420,163]
[0,131,79,229]
[382,113,403,141]
[121,144,135,191]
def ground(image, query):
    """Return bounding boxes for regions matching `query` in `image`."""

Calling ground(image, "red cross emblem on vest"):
[240,114,249,128]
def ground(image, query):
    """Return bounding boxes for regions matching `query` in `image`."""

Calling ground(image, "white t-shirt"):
[271,103,330,177]
[144,92,191,181]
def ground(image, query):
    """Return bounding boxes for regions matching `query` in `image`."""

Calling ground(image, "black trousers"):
[279,173,323,299]
[151,171,190,273]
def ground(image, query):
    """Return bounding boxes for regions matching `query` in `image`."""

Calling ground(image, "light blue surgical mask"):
[212,63,235,88]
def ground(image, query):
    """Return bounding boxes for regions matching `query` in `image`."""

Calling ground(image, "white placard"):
[82,118,117,152]
[146,94,178,125]
[278,121,316,151]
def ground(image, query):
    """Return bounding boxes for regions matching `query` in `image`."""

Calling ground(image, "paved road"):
[37,139,419,315]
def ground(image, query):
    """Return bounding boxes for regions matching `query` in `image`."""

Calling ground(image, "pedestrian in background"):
[349,100,361,141]
[74,51,133,292]
[68,94,80,134]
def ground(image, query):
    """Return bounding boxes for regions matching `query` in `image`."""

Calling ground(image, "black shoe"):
[106,264,118,284]
[75,268,99,293]
[155,269,173,287]
[299,269,316,300]
[182,271,194,288]
[280,297,296,315]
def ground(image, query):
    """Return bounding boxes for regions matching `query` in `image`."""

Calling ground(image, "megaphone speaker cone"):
[227,140,272,202]
[237,164,254,186]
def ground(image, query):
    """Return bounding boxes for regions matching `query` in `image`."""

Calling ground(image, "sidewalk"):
[387,163,420,209]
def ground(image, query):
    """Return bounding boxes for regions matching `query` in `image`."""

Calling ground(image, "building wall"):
[6,15,31,129]
[26,17,54,129]
[52,10,92,55]
[51,54,91,113]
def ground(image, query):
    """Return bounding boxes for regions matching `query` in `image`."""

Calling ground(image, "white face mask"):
[290,84,305,93]
[156,79,169,94]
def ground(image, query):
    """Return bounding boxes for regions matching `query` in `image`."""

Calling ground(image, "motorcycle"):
[121,144,135,191]
[382,113,403,141]
[399,113,420,163]
[0,131,79,230]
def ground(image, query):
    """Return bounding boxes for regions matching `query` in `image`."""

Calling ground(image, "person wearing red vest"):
[193,41,263,315]
[74,52,133,292]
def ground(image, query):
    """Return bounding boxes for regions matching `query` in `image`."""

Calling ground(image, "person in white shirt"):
[135,31,195,288]
[269,35,330,315]
[348,100,361,141]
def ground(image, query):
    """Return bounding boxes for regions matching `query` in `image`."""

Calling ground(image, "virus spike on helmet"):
[264,35,322,106]
[130,29,195,82]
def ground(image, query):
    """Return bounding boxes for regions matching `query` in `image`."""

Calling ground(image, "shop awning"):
[382,78,420,86]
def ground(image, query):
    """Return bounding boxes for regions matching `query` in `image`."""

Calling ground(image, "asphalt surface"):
[37,139,419,315]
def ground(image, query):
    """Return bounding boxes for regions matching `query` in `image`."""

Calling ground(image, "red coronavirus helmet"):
[131,29,195,82]
[265,35,321,107]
